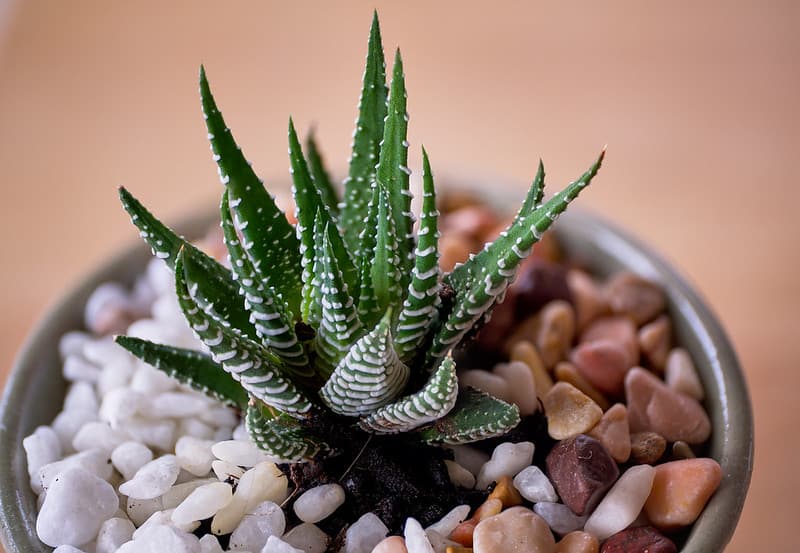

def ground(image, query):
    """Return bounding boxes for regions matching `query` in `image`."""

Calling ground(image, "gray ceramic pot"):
[0,209,753,552]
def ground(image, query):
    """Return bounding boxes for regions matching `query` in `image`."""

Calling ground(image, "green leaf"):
[320,309,409,417]
[246,402,331,462]
[115,336,248,410]
[359,355,457,434]
[302,209,326,328]
[220,191,311,375]
[290,119,359,315]
[356,184,381,327]
[375,49,414,289]
[175,249,313,417]
[395,147,441,364]
[306,129,339,217]
[119,187,256,340]
[312,225,364,379]
[341,11,388,254]
[371,184,403,315]
[199,66,303,316]
[432,150,605,361]
[417,388,520,445]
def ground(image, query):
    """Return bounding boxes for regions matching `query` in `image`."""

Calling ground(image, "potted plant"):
[0,12,752,553]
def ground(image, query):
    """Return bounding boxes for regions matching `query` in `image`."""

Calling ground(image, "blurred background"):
[1,1,797,549]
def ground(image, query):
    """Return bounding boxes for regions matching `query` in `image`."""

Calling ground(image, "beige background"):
[1,1,798,550]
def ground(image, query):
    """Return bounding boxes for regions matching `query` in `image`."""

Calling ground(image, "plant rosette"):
[0,12,752,553]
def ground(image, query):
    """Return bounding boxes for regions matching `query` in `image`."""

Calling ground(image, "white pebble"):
[119,454,180,500]
[533,502,587,535]
[666,348,705,400]
[63,355,101,383]
[283,523,328,553]
[233,422,250,441]
[212,459,246,482]
[199,405,240,428]
[343,512,389,553]
[172,482,233,525]
[584,465,656,540]
[447,445,490,476]
[64,381,99,412]
[228,501,285,551]
[199,534,225,553]
[476,442,535,489]
[36,467,118,547]
[83,337,135,371]
[97,358,137,396]
[493,361,539,415]
[176,436,215,476]
[123,416,177,451]
[513,465,559,503]
[443,460,475,489]
[73,421,130,455]
[126,496,164,527]
[35,448,113,494]
[150,392,209,418]
[426,504,470,537]
[96,517,135,553]
[85,283,130,332]
[130,362,177,395]
[179,418,217,441]
[293,484,345,523]
[23,426,62,478]
[261,535,303,553]
[53,545,86,553]
[162,478,218,509]
[458,370,510,402]
[212,440,273,467]
[59,331,92,360]
[404,518,435,553]
[212,462,287,535]
[52,408,99,452]
[129,523,200,552]
[99,388,145,426]
[112,441,154,481]
[136,509,200,535]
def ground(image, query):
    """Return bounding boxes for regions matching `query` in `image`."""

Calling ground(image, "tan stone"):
[630,431,667,464]
[567,269,609,332]
[543,382,603,440]
[581,316,639,367]
[487,475,523,508]
[439,233,478,272]
[503,313,541,356]
[536,300,576,368]
[555,531,599,553]
[473,507,555,553]
[587,403,631,463]
[510,341,553,399]
[372,535,409,553]
[449,499,503,547]
[604,272,666,325]
[644,458,722,530]
[665,348,704,400]
[638,315,671,372]
[554,362,610,411]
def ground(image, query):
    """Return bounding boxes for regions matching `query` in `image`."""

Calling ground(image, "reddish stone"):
[515,258,573,317]
[599,526,676,553]
[571,340,631,397]
[604,272,666,326]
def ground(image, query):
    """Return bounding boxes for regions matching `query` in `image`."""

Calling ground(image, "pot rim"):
[0,207,753,552]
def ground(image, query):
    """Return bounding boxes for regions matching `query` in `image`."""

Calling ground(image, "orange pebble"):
[644,458,722,530]
[555,531,599,553]
[488,475,523,508]
[449,498,503,546]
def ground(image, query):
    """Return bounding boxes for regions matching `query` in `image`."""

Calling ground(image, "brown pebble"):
[567,269,609,332]
[554,362,611,411]
[630,431,667,464]
[599,526,676,553]
[581,316,639,367]
[625,367,711,444]
[570,340,631,397]
[537,300,576,368]
[604,272,666,326]
[473,507,556,553]
[488,475,523,508]
[588,403,631,463]
[439,190,483,213]
[638,315,671,372]
[546,434,619,516]
[644,458,722,530]
[555,531,599,553]
[439,233,479,272]
[671,441,696,460]
[543,382,603,440]
[514,258,573,316]
[441,205,498,240]
[449,498,503,546]
[445,547,473,553]
[503,313,541,355]
[476,287,519,352]
[510,341,553,399]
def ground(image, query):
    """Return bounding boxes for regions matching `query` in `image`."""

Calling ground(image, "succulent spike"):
[375,49,415,290]
[356,184,380,327]
[395,147,441,364]
[431,151,605,360]
[303,209,327,328]
[119,186,257,340]
[290,119,359,315]
[176,248,313,417]
[115,336,248,410]
[371,184,403,315]
[199,66,302,316]
[417,388,521,445]
[312,226,364,379]
[320,309,410,417]
[306,129,339,217]
[246,402,331,462]
[359,354,456,434]
[516,160,546,224]
[341,10,388,254]
[220,191,311,374]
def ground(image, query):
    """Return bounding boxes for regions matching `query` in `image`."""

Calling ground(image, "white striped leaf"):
[246,402,330,463]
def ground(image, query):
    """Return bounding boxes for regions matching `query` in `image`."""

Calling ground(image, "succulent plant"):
[115,13,604,463]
